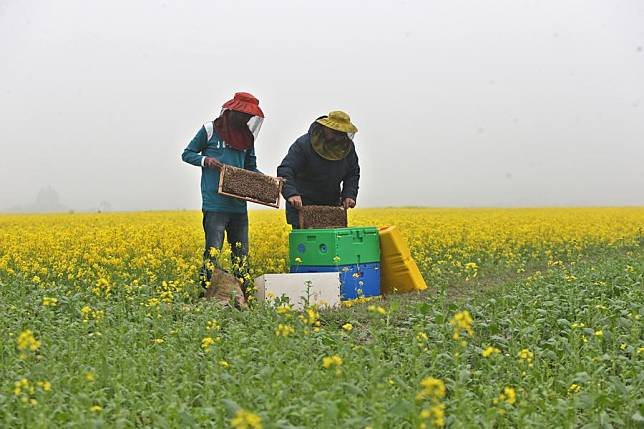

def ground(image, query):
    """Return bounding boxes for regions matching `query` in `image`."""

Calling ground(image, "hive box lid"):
[254,273,341,310]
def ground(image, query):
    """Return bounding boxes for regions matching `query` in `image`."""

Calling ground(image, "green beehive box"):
[289,227,380,267]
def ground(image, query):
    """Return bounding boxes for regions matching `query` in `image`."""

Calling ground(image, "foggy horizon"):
[2,0,643,213]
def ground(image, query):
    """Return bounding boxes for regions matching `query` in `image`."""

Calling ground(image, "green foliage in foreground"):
[1,245,642,429]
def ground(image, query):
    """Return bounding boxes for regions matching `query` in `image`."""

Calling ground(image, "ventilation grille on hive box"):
[218,165,282,208]
[299,205,347,229]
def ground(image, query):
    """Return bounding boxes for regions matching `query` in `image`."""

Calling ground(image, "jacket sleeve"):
[341,150,360,200]
[277,141,306,199]
[181,126,207,167]
[244,148,261,173]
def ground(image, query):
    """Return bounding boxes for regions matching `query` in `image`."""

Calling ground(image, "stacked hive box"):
[289,227,381,300]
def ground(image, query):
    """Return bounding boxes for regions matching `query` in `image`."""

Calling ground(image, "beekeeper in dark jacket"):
[277,111,360,228]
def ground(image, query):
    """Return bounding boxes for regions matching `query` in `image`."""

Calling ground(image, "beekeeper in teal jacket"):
[181,92,264,289]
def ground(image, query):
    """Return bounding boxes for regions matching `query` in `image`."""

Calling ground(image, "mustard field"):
[1,208,642,428]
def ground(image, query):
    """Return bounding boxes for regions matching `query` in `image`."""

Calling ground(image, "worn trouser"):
[201,211,249,287]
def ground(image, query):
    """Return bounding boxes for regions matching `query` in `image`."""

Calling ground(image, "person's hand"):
[288,195,303,208]
[204,157,223,169]
[342,197,356,209]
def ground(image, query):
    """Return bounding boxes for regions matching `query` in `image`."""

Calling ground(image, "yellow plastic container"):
[379,225,411,259]
[378,225,427,294]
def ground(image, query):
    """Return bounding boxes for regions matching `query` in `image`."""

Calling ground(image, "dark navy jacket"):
[277,127,360,226]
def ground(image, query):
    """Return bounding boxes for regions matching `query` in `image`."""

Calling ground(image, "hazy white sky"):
[1,0,643,211]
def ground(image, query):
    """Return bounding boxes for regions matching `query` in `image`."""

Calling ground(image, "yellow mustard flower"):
[275,324,295,337]
[419,403,446,427]
[201,337,215,351]
[517,348,534,365]
[494,386,517,406]
[231,409,262,429]
[416,377,446,401]
[42,297,58,306]
[481,346,501,358]
[16,330,41,358]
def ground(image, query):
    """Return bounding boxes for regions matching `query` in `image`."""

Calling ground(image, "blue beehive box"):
[291,262,381,300]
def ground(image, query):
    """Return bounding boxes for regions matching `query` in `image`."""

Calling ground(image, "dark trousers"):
[285,206,300,229]
[201,211,249,287]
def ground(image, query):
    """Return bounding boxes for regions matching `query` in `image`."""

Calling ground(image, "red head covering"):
[222,92,264,118]
[214,92,264,151]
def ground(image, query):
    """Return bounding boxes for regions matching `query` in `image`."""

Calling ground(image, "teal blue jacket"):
[182,122,259,213]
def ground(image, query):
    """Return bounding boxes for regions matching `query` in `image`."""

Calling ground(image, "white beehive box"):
[254,273,341,309]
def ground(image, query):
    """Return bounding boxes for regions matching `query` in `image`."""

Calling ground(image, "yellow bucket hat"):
[316,111,358,134]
